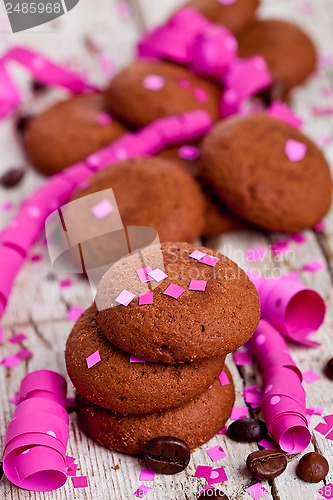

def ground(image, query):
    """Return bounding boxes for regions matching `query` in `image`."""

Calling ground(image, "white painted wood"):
[1,0,333,499]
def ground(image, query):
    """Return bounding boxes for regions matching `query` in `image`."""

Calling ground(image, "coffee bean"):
[227,418,268,443]
[297,452,329,483]
[144,436,190,475]
[15,114,33,134]
[0,168,25,188]
[324,358,333,380]
[246,450,287,480]
[199,488,229,499]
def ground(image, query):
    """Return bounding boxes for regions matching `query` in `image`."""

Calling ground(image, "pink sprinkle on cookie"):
[96,112,112,126]
[189,279,207,291]
[285,139,307,162]
[136,267,153,283]
[148,268,168,282]
[178,145,200,161]
[115,290,135,306]
[163,284,185,299]
[143,74,165,91]
[86,350,101,369]
[138,292,154,306]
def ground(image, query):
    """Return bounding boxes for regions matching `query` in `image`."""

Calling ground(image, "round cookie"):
[185,0,259,36]
[95,241,260,363]
[238,20,317,95]
[24,93,128,175]
[71,157,205,243]
[76,369,235,456]
[105,60,220,127]
[201,114,332,232]
[66,304,226,414]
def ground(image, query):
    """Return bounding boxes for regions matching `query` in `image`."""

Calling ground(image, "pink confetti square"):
[207,467,228,485]
[246,247,266,261]
[199,255,220,267]
[130,356,146,363]
[139,292,154,306]
[163,284,185,299]
[234,351,254,366]
[134,485,152,498]
[136,267,153,283]
[218,426,227,435]
[9,333,27,344]
[285,139,307,162]
[303,370,321,384]
[1,355,20,368]
[270,240,289,256]
[96,112,112,126]
[314,221,326,232]
[139,468,156,481]
[195,465,212,478]
[65,456,76,468]
[315,422,332,436]
[302,260,325,272]
[189,280,207,292]
[72,476,88,488]
[67,306,84,321]
[91,199,114,219]
[115,289,135,306]
[258,437,277,450]
[148,268,168,282]
[67,463,78,476]
[143,74,165,91]
[306,406,324,416]
[16,349,32,360]
[178,145,200,161]
[60,279,72,288]
[189,250,207,261]
[206,445,227,462]
[290,233,306,244]
[218,0,236,4]
[86,350,101,369]
[193,88,208,103]
[230,406,249,420]
[246,483,269,500]
[218,371,230,386]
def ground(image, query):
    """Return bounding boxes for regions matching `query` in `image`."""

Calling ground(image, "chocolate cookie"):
[201,114,332,232]
[105,60,220,127]
[71,157,205,243]
[76,370,235,456]
[66,304,226,414]
[238,20,317,96]
[186,0,259,36]
[95,241,260,363]
[24,93,127,175]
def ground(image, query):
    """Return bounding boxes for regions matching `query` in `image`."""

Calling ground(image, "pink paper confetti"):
[234,351,254,366]
[91,199,114,219]
[115,289,135,306]
[189,250,207,261]
[230,406,249,420]
[1,355,20,368]
[15,348,32,360]
[243,386,262,409]
[270,240,289,256]
[139,468,156,481]
[302,260,325,272]
[136,267,153,283]
[246,482,269,500]
[268,101,303,129]
[72,476,88,488]
[134,485,152,498]
[194,465,212,478]
[178,145,200,161]
[60,279,72,288]
[207,467,228,485]
[0,327,4,344]
[218,426,227,435]
[218,0,236,4]
[199,255,220,267]
[319,53,333,66]
[206,445,227,462]
[130,356,146,363]
[318,484,333,499]
[302,370,321,384]
[314,221,327,232]
[218,370,230,386]
[147,268,168,282]
[306,406,324,416]
[143,74,165,91]
[96,112,112,126]
[67,464,78,476]
[189,280,207,292]
[193,88,208,103]
[9,333,27,344]
[246,247,266,262]
[139,292,154,306]
[163,284,185,299]
[285,139,307,162]
[258,437,277,450]
[65,456,76,468]
[67,306,84,321]
[290,233,306,244]
[315,415,333,437]
[86,350,101,369]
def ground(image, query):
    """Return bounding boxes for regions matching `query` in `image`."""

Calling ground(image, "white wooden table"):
[0,0,333,499]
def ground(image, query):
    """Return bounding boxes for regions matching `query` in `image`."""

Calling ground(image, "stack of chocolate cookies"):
[65,242,260,456]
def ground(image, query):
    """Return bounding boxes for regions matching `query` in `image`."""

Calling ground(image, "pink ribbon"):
[248,320,311,453]
[138,7,272,116]
[3,370,69,492]
[0,47,96,118]
[0,110,212,319]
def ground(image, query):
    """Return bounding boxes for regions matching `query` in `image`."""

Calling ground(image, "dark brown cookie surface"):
[238,20,317,94]
[105,60,220,127]
[24,93,127,175]
[76,370,235,456]
[95,242,260,363]
[186,0,259,35]
[201,114,332,232]
[71,157,205,243]
[66,304,226,414]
